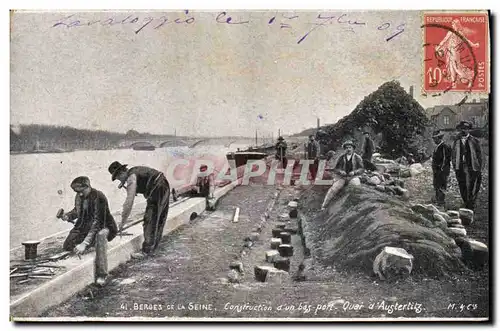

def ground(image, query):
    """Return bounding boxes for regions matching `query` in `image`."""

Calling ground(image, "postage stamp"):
[422,11,490,93]
[9,9,491,322]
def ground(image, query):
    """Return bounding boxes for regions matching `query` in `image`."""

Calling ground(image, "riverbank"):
[41,177,489,320]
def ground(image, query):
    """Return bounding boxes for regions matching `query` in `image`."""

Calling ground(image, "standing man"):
[452,121,483,210]
[305,134,321,181]
[361,131,377,171]
[189,164,217,210]
[275,136,288,169]
[431,130,452,207]
[321,140,364,210]
[108,161,170,259]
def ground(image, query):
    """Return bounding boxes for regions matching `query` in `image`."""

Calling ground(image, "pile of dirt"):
[317,81,434,160]
[299,185,465,278]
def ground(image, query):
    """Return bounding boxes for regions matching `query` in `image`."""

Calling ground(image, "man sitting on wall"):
[320,140,364,210]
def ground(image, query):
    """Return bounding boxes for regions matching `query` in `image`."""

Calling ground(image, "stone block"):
[229,261,244,274]
[265,268,289,284]
[289,209,298,218]
[273,257,290,272]
[369,176,382,186]
[459,208,474,226]
[455,238,488,269]
[270,238,282,249]
[227,269,240,283]
[279,232,292,244]
[447,210,460,218]
[375,185,386,192]
[265,250,280,263]
[288,201,298,209]
[254,266,274,282]
[448,218,462,225]
[373,247,413,281]
[272,228,283,237]
[278,244,294,257]
[446,227,467,237]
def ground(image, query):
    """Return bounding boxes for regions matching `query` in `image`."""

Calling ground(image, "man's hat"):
[342,140,356,149]
[363,131,370,134]
[432,130,445,138]
[108,161,128,181]
[199,164,208,171]
[456,121,473,130]
[70,176,90,190]
[278,136,284,141]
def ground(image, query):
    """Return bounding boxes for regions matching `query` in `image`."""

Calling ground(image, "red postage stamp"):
[423,11,489,93]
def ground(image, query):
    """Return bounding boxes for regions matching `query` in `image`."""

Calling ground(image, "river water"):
[10,144,248,249]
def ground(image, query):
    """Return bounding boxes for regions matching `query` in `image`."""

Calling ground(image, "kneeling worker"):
[189,164,216,210]
[59,176,118,285]
[321,140,364,210]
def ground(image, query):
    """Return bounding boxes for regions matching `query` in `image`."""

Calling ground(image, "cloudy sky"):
[10,10,489,137]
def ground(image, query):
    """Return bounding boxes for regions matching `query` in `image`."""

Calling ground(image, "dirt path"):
[42,183,489,320]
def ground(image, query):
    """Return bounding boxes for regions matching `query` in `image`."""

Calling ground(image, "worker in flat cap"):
[321,140,364,210]
[361,130,377,171]
[451,121,483,210]
[60,177,117,253]
[108,161,171,259]
[431,130,452,207]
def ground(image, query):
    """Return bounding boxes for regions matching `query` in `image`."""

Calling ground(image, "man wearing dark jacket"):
[451,121,483,210]
[108,161,170,259]
[275,136,288,169]
[361,131,377,171]
[431,130,452,207]
[61,176,118,253]
[305,134,321,181]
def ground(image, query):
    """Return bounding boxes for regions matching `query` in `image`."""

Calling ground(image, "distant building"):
[426,98,489,130]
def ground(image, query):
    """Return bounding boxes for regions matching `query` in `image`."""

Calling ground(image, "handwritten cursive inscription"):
[51,11,406,43]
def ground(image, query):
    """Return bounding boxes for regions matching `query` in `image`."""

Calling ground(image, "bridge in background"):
[118,137,258,149]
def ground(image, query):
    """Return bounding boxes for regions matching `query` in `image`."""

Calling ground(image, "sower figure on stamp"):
[108,161,171,259]
[321,140,364,210]
[60,176,118,285]
[451,121,482,210]
[305,134,321,181]
[431,130,452,207]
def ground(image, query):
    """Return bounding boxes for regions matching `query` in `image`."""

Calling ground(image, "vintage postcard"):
[9,9,491,322]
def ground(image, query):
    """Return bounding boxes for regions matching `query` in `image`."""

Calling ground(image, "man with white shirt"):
[320,140,364,210]
[451,121,483,210]
[431,130,452,207]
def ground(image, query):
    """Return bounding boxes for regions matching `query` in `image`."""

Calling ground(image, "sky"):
[10,10,489,137]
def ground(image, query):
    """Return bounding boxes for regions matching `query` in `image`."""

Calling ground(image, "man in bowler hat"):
[431,130,452,207]
[108,161,171,259]
[451,121,482,210]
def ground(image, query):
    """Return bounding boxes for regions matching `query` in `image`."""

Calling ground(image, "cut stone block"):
[249,232,260,241]
[279,232,291,244]
[436,211,451,221]
[272,228,283,237]
[283,226,298,235]
[375,185,386,192]
[229,261,244,273]
[278,213,290,222]
[265,268,289,284]
[459,208,474,226]
[270,238,282,249]
[273,257,290,272]
[276,223,287,229]
[373,247,413,281]
[423,204,440,215]
[448,218,462,225]
[433,213,447,223]
[449,224,465,229]
[254,266,274,282]
[232,207,240,223]
[288,201,298,209]
[447,210,460,218]
[289,209,298,218]
[369,176,382,186]
[348,177,361,186]
[278,244,294,257]
[265,250,280,263]
[409,163,424,176]
[447,227,467,237]
[455,238,488,269]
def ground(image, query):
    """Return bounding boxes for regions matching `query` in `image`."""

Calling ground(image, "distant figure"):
[275,136,288,169]
[109,161,170,259]
[452,121,482,210]
[189,164,216,210]
[305,134,321,181]
[321,140,364,210]
[431,130,452,207]
[361,131,377,171]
